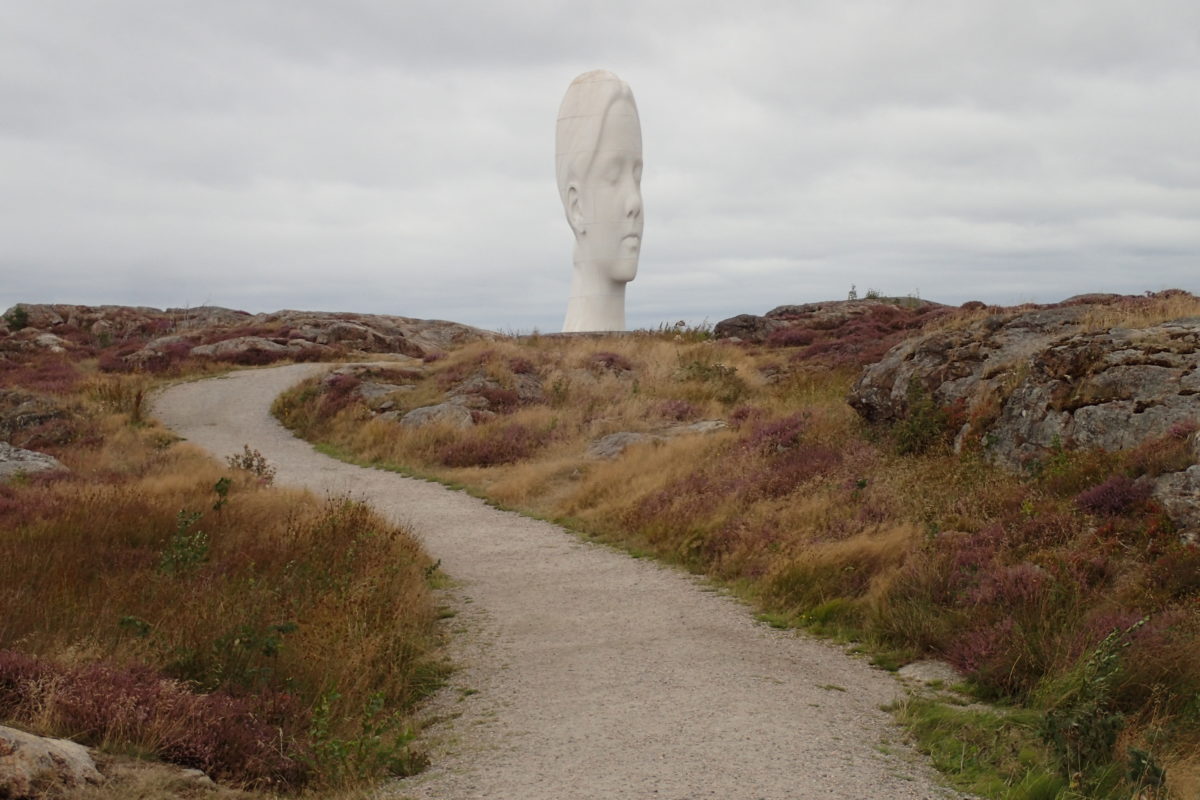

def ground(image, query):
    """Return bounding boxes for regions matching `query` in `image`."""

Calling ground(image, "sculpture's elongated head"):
[556,70,644,288]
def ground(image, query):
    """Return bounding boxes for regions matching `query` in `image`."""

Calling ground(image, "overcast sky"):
[1,1,1197,332]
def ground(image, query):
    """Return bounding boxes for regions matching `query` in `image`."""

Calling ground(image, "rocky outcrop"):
[396,401,476,429]
[0,442,66,481]
[849,305,1092,433]
[715,298,949,342]
[714,298,952,369]
[848,292,1200,536]
[988,321,1200,466]
[0,725,102,797]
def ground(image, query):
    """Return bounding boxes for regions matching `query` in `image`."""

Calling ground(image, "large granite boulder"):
[395,401,475,429]
[0,391,69,442]
[0,442,66,481]
[190,336,291,360]
[585,420,728,459]
[0,725,101,797]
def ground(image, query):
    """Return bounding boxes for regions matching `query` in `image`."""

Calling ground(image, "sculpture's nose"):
[625,190,642,221]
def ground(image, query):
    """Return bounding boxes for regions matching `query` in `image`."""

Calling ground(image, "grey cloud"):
[1,0,1197,333]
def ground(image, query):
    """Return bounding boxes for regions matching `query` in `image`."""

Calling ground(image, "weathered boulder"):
[124,334,195,367]
[0,442,66,481]
[191,336,290,359]
[586,419,728,459]
[447,369,544,411]
[397,402,475,429]
[586,431,665,459]
[850,307,1200,463]
[357,381,416,410]
[0,391,73,448]
[0,725,101,797]
[712,313,785,341]
[33,333,70,352]
[1154,466,1200,537]
[987,320,1200,466]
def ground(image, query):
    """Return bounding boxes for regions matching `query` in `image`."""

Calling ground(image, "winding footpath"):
[154,364,963,800]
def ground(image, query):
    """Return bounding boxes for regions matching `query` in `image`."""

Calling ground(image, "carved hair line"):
[554,70,639,208]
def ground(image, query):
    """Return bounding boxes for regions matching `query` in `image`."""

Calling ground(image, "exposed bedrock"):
[848,294,1200,536]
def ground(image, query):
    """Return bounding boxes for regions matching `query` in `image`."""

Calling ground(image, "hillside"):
[269,290,1198,799]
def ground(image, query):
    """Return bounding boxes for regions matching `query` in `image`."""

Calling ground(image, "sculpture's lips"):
[622,233,641,245]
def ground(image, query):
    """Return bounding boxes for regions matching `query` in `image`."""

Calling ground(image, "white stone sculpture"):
[556,70,643,332]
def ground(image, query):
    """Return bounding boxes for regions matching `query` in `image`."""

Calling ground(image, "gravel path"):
[153,364,963,800]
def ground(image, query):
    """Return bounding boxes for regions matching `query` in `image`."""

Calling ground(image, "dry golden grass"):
[1,374,443,791]
[1080,290,1200,332]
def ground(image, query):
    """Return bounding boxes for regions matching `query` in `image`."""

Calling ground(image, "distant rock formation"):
[1,303,494,371]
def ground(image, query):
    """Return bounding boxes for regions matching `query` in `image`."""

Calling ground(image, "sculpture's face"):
[575,96,643,283]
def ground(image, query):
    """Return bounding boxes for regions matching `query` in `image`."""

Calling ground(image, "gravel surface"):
[153,364,965,800]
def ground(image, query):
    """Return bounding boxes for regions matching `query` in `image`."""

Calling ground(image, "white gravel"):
[153,364,965,800]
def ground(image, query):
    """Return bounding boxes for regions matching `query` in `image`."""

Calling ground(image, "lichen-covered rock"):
[712,313,785,341]
[0,442,66,481]
[586,431,665,459]
[848,294,1200,536]
[1153,465,1200,535]
[447,369,545,410]
[987,320,1200,467]
[585,420,728,459]
[0,391,68,440]
[191,336,291,359]
[397,402,475,429]
[0,725,101,797]
[849,305,1091,430]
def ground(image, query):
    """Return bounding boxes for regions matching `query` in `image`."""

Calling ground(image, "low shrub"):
[1076,475,1152,516]
[766,327,815,348]
[589,351,633,372]
[894,380,950,455]
[477,386,521,413]
[0,651,306,788]
[658,398,699,421]
[438,422,552,467]
[319,372,362,417]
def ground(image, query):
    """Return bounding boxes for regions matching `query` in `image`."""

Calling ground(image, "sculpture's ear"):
[566,184,585,234]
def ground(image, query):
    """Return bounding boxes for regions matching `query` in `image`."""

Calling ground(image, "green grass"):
[894,697,1074,799]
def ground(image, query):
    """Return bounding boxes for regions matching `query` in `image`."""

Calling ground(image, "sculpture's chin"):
[608,259,639,283]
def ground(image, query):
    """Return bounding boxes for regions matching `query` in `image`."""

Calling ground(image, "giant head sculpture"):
[556,70,643,332]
